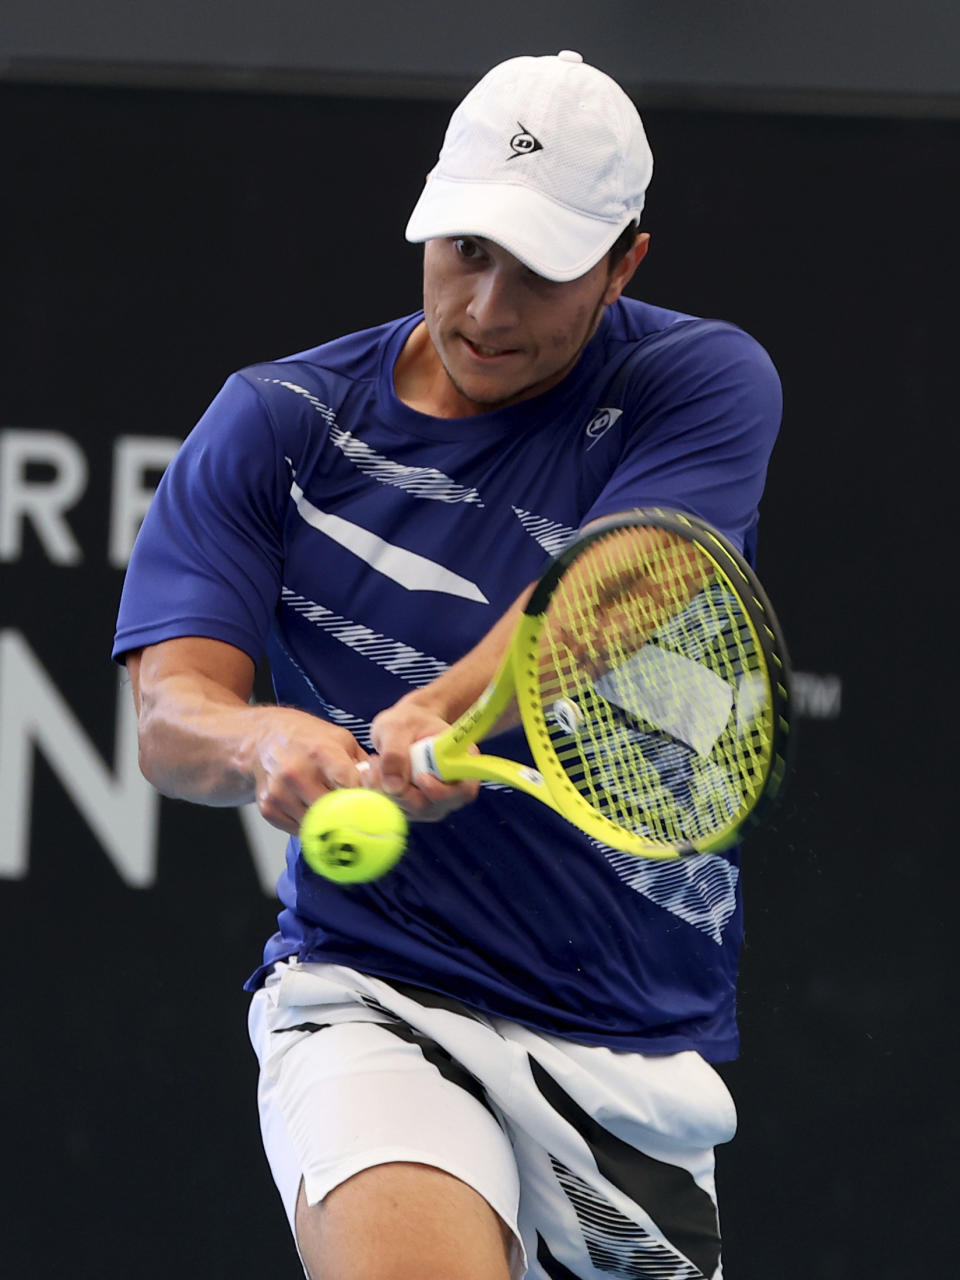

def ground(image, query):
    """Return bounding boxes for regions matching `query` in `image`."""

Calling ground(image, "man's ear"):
[604,232,651,303]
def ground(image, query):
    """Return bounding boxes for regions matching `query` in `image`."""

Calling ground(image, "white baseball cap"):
[405,51,653,283]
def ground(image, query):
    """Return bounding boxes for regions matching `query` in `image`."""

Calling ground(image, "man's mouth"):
[461,336,520,360]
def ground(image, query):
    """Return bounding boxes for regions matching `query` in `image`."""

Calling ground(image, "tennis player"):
[114,51,782,1280]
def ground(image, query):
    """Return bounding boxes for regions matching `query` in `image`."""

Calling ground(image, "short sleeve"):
[581,321,783,553]
[112,373,288,663]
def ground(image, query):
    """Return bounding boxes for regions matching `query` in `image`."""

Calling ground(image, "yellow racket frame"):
[411,510,791,860]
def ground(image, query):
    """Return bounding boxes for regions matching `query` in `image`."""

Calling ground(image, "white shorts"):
[248,960,737,1280]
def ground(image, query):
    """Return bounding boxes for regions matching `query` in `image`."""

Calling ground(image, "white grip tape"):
[409,737,440,779]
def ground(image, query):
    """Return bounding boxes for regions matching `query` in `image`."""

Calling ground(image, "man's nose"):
[465,268,521,331]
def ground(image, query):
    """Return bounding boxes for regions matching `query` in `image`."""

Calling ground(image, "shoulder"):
[235,314,417,409]
[601,299,781,424]
[577,302,783,551]
[611,297,778,379]
[192,313,417,463]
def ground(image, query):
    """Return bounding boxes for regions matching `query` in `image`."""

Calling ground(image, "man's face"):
[421,236,635,415]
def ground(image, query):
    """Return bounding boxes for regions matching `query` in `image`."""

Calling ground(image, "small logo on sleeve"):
[508,124,543,159]
[584,408,623,449]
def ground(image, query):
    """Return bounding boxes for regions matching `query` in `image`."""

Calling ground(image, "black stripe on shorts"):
[377,1020,496,1117]
[528,1056,718,1278]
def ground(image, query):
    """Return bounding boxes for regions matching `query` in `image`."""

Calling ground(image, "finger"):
[257,785,306,835]
[317,750,375,793]
[404,774,480,821]
[378,743,412,798]
[269,760,373,831]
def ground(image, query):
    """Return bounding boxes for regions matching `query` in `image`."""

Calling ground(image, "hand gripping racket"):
[409,509,791,860]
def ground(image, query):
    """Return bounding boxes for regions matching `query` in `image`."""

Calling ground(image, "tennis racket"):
[409,508,791,859]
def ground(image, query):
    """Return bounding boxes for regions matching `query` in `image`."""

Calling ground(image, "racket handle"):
[409,737,441,779]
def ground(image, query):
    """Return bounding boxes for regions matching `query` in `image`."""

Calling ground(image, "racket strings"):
[537,526,774,846]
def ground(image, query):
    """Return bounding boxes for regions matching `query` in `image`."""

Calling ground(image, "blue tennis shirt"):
[113,297,782,1061]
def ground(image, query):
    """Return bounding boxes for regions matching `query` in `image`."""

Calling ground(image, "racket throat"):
[478,757,556,804]
[410,735,554,805]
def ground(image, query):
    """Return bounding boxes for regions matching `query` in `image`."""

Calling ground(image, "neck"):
[393,322,481,417]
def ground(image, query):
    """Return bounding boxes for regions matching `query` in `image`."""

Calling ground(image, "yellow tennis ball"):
[299,788,408,884]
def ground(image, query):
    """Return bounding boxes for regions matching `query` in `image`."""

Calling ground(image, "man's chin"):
[448,376,534,412]
[442,353,558,411]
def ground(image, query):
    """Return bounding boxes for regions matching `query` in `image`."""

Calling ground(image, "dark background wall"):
[1,9,956,1278]
[3,0,960,101]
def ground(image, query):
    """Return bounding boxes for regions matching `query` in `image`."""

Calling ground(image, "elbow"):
[135,725,172,797]
[132,696,179,798]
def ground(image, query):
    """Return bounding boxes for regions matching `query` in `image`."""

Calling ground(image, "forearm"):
[133,669,269,806]
[395,584,534,724]
[127,637,369,832]
[369,585,535,808]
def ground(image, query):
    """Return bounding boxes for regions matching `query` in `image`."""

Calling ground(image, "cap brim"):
[405,175,634,283]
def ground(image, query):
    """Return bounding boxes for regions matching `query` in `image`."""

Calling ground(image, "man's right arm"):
[126,636,372,835]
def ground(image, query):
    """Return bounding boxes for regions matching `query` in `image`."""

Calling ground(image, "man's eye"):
[453,237,483,260]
